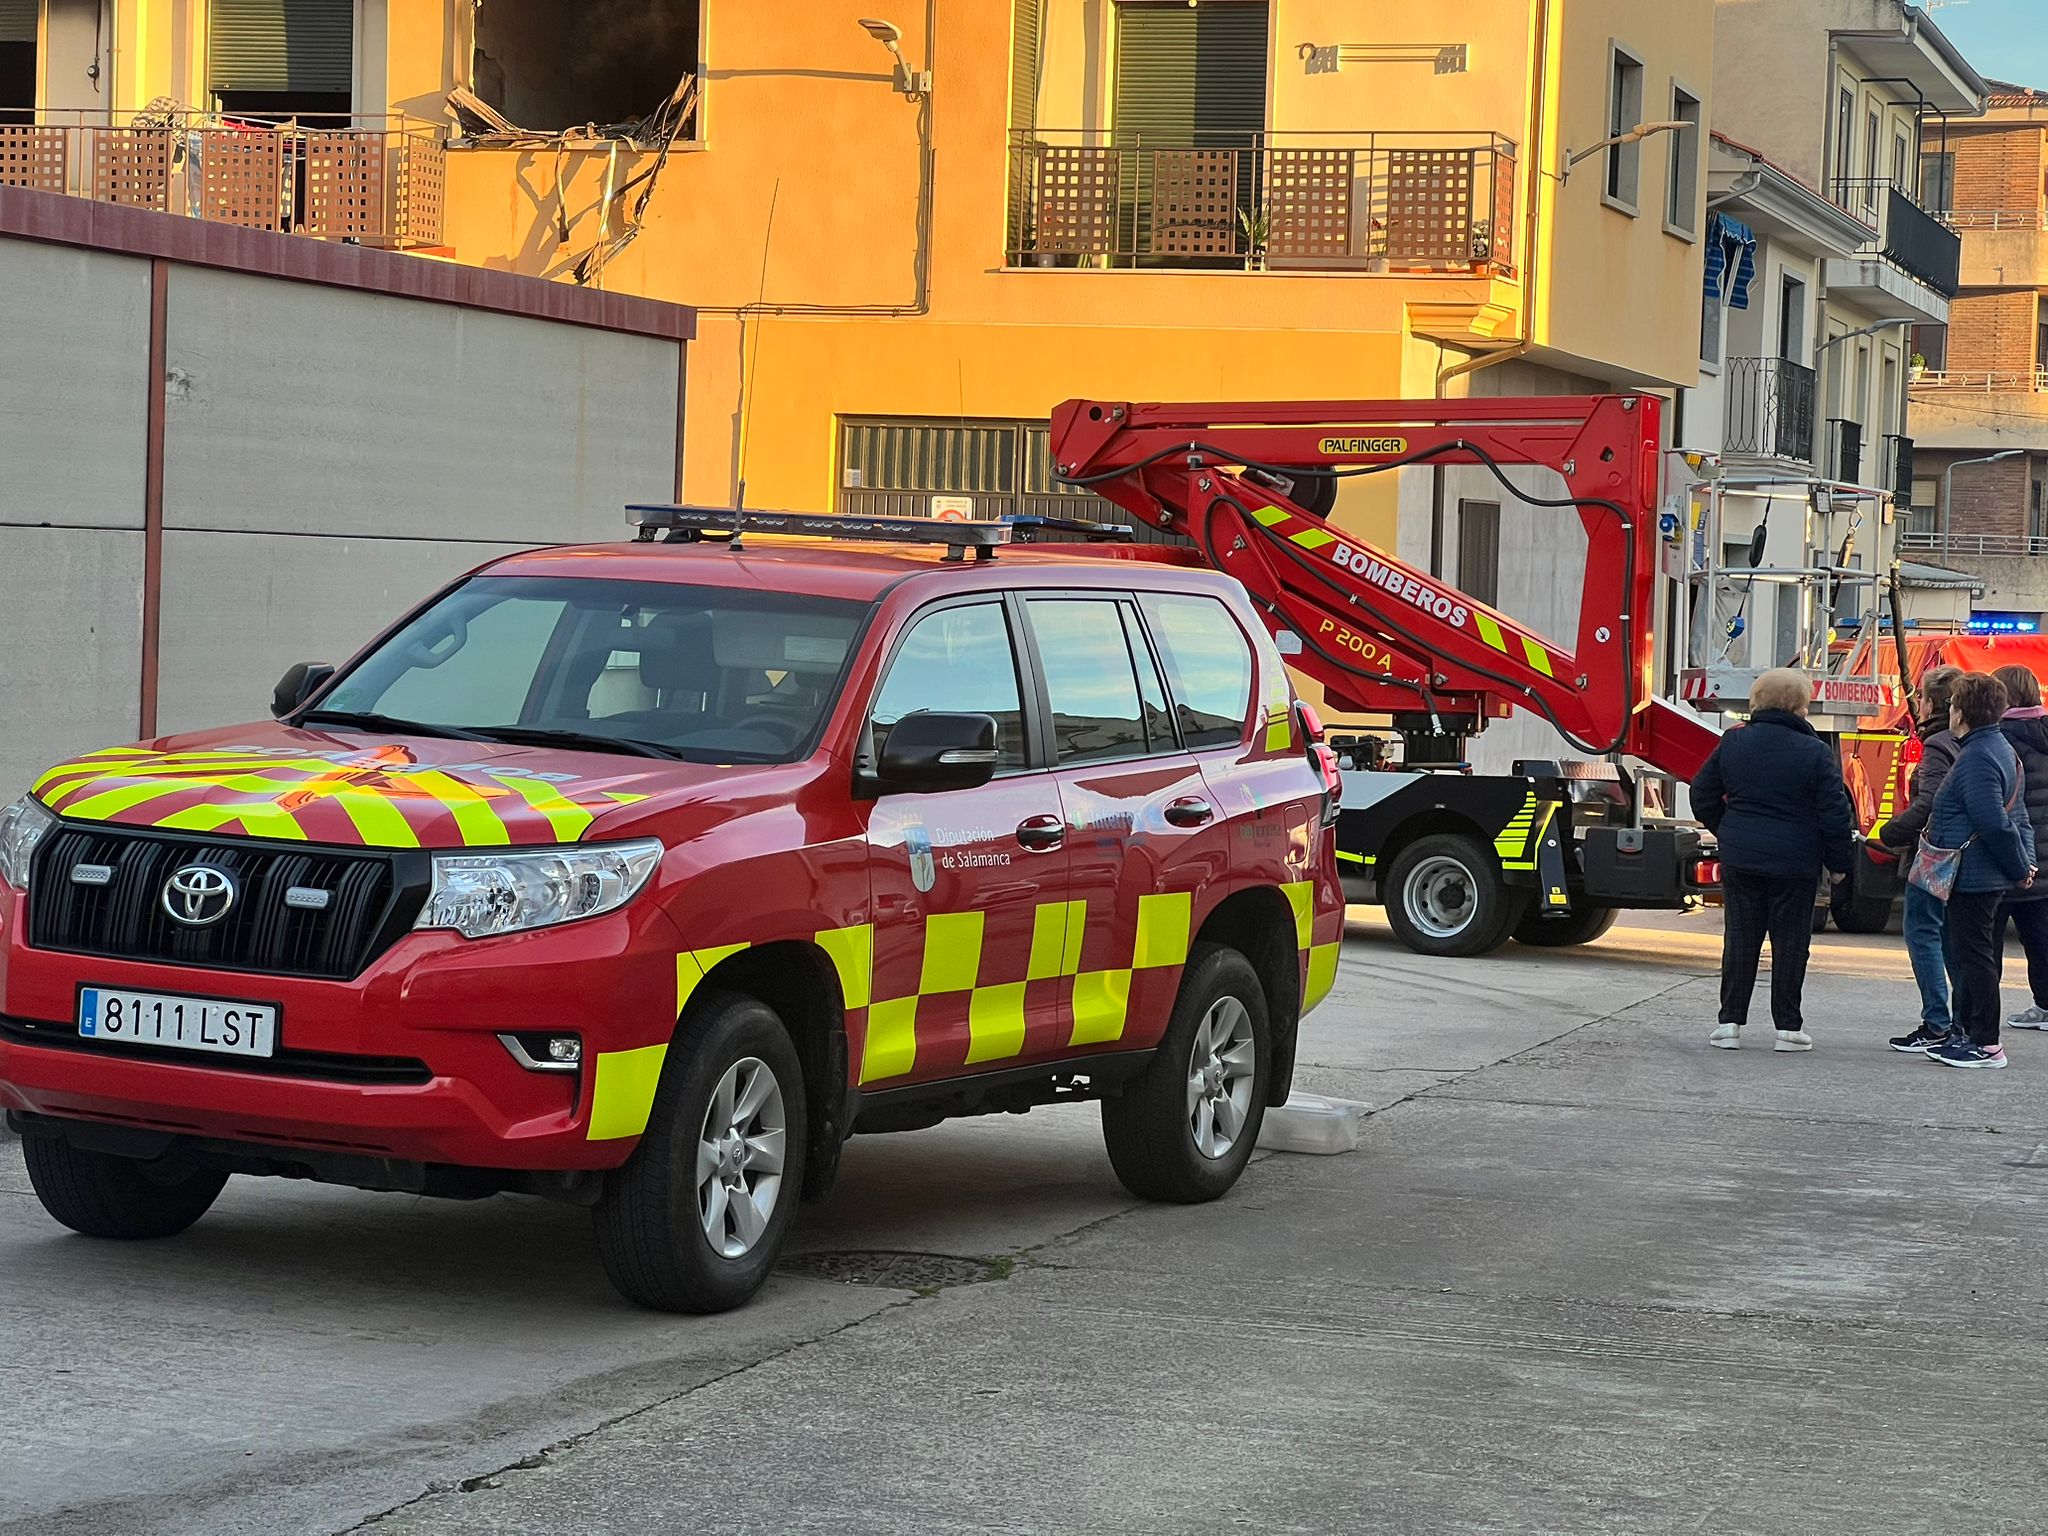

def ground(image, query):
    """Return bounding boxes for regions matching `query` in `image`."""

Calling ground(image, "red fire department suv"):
[0,508,1343,1312]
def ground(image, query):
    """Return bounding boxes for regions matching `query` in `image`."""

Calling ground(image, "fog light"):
[499,1032,583,1073]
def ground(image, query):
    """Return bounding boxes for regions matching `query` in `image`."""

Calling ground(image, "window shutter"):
[1010,0,1041,136]
[0,0,37,44]
[208,0,354,96]
[1113,2,1269,147]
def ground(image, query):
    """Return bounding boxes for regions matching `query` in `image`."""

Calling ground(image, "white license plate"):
[78,987,277,1060]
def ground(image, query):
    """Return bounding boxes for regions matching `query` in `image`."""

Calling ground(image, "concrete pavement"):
[5,909,2047,1534]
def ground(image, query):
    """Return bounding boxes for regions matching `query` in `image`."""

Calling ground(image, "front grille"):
[29,826,426,981]
[0,1016,433,1086]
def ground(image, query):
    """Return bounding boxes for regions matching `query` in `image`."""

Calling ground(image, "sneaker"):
[1929,1041,2009,1069]
[1890,1023,1955,1054]
[1774,1030,1813,1052]
[1709,1022,1742,1049]
[2008,1006,2048,1029]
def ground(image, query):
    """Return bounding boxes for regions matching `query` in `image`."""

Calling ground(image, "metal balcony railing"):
[1914,368,2048,391]
[1005,130,1517,273]
[1902,530,2048,558]
[1723,356,1817,463]
[0,109,445,247]
[1831,179,1961,297]
[1882,433,1914,499]
[1827,418,1864,484]
[1941,209,2048,231]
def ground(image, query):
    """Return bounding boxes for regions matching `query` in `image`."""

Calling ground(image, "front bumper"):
[0,887,684,1171]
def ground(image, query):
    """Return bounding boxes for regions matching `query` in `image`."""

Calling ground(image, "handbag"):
[1908,760,2023,902]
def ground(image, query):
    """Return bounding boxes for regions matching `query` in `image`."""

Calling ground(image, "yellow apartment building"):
[2,0,1715,758]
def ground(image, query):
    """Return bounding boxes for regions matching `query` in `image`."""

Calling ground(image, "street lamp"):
[1561,120,1692,183]
[1940,449,2024,554]
[857,17,930,97]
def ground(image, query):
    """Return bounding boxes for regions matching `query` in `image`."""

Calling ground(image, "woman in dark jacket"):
[1925,672,2036,1069]
[1691,668,1857,1051]
[1993,664,2048,1031]
[1880,665,1964,1053]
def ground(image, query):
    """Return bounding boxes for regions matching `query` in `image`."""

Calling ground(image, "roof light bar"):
[625,504,1011,560]
[1004,514,1137,544]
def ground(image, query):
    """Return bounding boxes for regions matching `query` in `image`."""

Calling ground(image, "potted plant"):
[1910,353,1927,382]
[1237,207,1269,272]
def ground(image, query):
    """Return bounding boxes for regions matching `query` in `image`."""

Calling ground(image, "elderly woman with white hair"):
[1689,668,1857,1051]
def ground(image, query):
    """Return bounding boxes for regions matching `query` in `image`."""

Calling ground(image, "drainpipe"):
[1431,0,1549,574]
[1434,0,1549,399]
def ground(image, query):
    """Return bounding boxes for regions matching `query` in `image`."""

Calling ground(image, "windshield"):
[315,576,870,763]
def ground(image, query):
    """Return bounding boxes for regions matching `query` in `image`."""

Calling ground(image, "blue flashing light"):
[1969,612,2041,635]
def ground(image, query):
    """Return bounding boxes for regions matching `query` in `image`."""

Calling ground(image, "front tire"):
[1103,943,1270,1203]
[593,991,807,1313]
[1830,881,1893,934]
[22,1134,228,1239]
[1514,903,1619,948]
[1383,833,1529,957]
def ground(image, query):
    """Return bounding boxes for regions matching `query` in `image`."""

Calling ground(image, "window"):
[1864,108,1881,210]
[0,0,34,127]
[208,0,355,118]
[1893,129,1912,194]
[1779,275,1807,363]
[1140,594,1253,750]
[1125,605,1178,752]
[1456,501,1501,607]
[329,577,866,763]
[837,417,1138,539]
[872,603,1027,771]
[1910,476,1941,538]
[1922,151,1955,213]
[1665,85,1701,235]
[1027,599,1149,765]
[1914,323,1947,372]
[470,0,700,138]
[1834,85,1855,205]
[1605,44,1646,210]
[2034,479,2047,545]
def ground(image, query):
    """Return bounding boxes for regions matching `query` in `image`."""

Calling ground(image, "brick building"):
[1910,79,2048,620]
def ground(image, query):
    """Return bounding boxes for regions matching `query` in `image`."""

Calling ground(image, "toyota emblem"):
[162,865,237,927]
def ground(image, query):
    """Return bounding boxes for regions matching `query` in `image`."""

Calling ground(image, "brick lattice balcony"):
[1006,130,1517,274]
[0,110,445,247]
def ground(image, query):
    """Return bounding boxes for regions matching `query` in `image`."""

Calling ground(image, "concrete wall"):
[0,207,687,797]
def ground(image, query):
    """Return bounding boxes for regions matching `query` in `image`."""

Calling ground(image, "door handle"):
[1164,797,1215,828]
[1015,814,1066,851]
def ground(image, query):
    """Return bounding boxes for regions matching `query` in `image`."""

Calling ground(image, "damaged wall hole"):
[471,0,701,137]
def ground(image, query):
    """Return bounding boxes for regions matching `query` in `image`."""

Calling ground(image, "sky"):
[1925,0,2048,93]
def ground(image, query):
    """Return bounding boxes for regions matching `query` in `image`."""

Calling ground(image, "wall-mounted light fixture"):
[858,18,931,99]
[1562,120,1691,183]
[1297,42,1468,77]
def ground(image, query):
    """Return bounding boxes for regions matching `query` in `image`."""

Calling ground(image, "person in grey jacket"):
[1993,663,2048,1030]
[1922,673,2036,1069]
[1881,665,1963,1054]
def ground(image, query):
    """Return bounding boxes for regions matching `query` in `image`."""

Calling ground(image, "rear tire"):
[1513,903,1619,948]
[593,991,807,1313]
[22,1134,228,1239]
[1383,833,1529,957]
[1830,881,1893,934]
[1103,943,1269,1203]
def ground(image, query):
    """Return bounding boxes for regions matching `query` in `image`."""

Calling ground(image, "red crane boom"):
[1048,394,1719,780]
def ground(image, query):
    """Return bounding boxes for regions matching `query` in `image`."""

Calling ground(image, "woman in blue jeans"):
[1918,672,2036,1069]
[1880,666,1963,1053]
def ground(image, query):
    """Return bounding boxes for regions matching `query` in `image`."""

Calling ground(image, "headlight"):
[416,839,664,939]
[0,796,56,891]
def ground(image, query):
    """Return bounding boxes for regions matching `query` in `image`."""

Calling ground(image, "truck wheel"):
[1830,882,1894,934]
[1384,833,1529,957]
[593,991,807,1314]
[1513,904,1619,948]
[22,1134,228,1239]
[1102,942,1269,1203]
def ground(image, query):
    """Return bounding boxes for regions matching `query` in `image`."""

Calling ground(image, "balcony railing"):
[1914,368,2048,391]
[1830,179,1961,297]
[1941,209,2048,231]
[1902,530,2048,559]
[1724,356,1817,463]
[1005,130,1517,273]
[0,110,445,247]
[1883,433,1914,499]
[1827,418,1864,484]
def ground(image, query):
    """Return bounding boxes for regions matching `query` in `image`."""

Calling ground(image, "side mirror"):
[272,662,335,718]
[876,711,1000,794]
